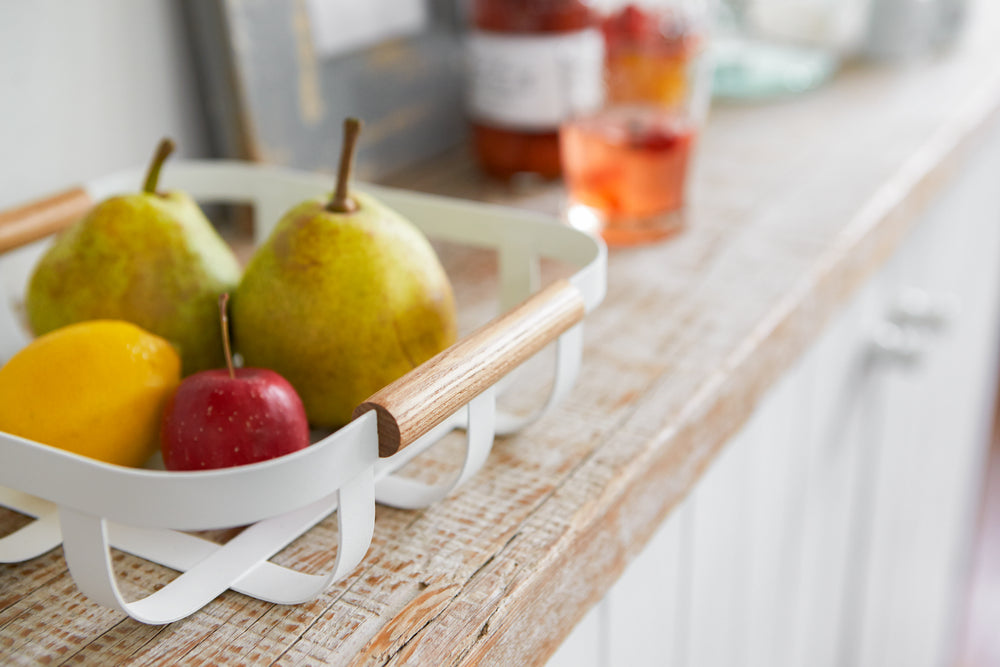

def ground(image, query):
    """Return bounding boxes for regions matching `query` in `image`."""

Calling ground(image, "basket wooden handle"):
[0,187,92,254]
[354,279,586,457]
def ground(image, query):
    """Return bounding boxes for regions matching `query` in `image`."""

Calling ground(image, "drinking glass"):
[560,0,711,246]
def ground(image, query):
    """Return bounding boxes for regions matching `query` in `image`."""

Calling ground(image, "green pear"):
[231,118,457,428]
[25,139,242,376]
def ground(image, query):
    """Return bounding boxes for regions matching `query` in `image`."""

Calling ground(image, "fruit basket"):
[0,161,606,624]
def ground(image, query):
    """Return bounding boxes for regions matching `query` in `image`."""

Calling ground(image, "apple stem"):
[219,293,236,380]
[142,138,176,195]
[327,118,362,213]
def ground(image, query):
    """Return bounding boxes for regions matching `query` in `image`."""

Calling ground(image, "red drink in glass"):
[561,105,695,245]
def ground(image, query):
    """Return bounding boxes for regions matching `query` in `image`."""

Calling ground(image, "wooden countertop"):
[4,2,1000,663]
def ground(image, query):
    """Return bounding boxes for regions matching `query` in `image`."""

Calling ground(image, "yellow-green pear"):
[25,139,242,375]
[231,118,457,428]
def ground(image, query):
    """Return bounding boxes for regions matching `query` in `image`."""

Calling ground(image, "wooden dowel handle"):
[0,187,92,254]
[354,279,586,457]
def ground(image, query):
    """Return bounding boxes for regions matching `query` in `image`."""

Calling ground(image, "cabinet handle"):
[870,321,924,368]
[888,288,959,332]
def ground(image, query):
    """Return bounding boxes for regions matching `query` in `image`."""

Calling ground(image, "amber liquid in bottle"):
[467,0,603,180]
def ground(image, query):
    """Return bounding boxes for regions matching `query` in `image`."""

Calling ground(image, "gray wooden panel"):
[184,0,466,180]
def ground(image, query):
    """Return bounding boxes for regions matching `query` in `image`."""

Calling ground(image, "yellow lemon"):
[0,320,181,467]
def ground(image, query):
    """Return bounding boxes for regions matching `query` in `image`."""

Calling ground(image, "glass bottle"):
[464,0,605,180]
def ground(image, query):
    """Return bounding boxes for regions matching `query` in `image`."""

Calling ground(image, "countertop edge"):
[397,66,1000,667]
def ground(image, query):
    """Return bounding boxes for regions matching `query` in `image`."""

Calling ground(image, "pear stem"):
[219,293,236,380]
[142,138,176,194]
[327,118,362,213]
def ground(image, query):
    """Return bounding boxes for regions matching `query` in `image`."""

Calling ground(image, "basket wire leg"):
[58,464,378,623]
[494,322,584,434]
[230,464,376,605]
[0,488,60,562]
[0,511,60,562]
[374,387,497,509]
[499,240,540,313]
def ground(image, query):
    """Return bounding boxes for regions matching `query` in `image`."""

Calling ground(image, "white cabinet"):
[548,124,1000,667]
[854,129,1000,667]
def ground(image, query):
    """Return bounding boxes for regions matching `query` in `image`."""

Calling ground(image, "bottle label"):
[465,29,606,131]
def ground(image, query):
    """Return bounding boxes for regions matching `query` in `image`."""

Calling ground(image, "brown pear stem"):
[219,293,236,380]
[142,138,176,194]
[327,118,362,213]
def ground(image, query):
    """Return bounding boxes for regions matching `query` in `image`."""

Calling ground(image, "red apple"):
[160,294,310,471]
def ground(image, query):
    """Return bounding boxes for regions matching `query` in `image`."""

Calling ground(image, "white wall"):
[0,1,209,209]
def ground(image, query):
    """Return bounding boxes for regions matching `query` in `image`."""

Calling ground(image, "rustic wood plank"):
[2,1,1000,662]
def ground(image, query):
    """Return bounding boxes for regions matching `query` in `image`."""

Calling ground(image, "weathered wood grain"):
[356,279,586,456]
[2,2,1000,662]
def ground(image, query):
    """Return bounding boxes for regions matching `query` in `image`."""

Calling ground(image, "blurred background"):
[0,0,969,205]
[0,0,994,664]
[0,2,210,210]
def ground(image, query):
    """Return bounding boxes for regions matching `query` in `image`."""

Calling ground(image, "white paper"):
[304,0,429,60]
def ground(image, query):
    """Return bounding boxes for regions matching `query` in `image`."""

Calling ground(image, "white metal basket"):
[0,161,606,624]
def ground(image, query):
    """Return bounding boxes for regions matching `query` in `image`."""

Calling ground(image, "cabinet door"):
[783,278,887,667]
[545,500,692,667]
[604,500,691,667]
[552,276,887,667]
[854,124,1000,667]
[546,598,607,667]
[546,220,891,667]
[548,125,1000,667]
